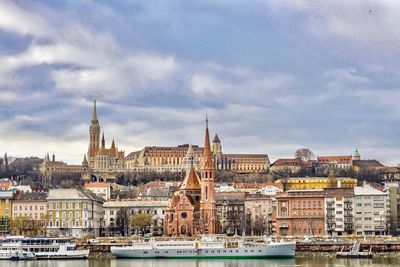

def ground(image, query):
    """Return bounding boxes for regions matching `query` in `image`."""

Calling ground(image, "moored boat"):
[0,236,89,260]
[111,236,295,259]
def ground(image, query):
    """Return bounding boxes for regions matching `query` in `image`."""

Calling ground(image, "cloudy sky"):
[0,1,399,165]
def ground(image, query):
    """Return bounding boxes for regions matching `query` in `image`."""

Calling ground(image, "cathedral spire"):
[92,100,98,122]
[101,132,105,148]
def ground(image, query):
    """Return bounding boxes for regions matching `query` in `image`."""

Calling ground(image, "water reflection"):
[1,257,400,267]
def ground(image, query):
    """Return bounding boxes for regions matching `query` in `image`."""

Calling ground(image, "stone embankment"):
[76,237,400,258]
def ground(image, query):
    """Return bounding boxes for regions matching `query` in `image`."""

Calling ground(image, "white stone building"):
[354,184,390,236]
[103,199,168,236]
[47,189,105,237]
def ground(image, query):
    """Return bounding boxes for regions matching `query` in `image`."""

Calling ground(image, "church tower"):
[200,116,218,234]
[88,100,101,159]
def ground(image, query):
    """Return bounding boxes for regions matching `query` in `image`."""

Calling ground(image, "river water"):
[2,258,400,267]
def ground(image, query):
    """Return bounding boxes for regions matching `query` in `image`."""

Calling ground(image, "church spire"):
[203,116,213,169]
[101,132,105,148]
[92,100,98,122]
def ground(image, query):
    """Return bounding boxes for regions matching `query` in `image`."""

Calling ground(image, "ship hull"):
[111,242,295,259]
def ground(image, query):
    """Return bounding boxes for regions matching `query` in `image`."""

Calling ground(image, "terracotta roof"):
[317,156,352,164]
[180,166,201,190]
[85,182,110,188]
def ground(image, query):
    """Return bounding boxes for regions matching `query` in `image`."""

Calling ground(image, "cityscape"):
[1,101,400,239]
[1,0,400,265]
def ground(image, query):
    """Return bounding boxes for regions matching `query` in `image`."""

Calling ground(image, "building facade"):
[125,137,269,174]
[11,192,48,236]
[354,184,390,236]
[103,199,168,236]
[47,188,104,237]
[284,177,358,191]
[244,194,274,236]
[0,190,13,235]
[323,188,355,237]
[275,190,325,237]
[40,153,83,178]
[216,192,246,235]
[125,144,203,173]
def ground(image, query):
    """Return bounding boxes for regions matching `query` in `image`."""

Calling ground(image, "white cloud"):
[0,1,50,37]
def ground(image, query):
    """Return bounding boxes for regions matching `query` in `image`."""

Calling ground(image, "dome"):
[353,149,361,159]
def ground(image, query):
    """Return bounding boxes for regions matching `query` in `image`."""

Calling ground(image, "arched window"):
[206,186,208,200]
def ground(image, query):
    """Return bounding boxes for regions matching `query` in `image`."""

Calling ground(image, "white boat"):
[111,236,295,259]
[0,247,36,260]
[0,236,89,259]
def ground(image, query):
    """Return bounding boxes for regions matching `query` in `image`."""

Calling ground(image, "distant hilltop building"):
[82,100,125,181]
[271,149,385,176]
[125,134,269,174]
[40,152,83,178]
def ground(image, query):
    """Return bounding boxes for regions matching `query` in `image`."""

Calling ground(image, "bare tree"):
[294,148,315,161]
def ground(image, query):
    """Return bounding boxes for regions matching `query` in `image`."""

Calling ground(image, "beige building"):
[11,192,48,236]
[40,153,84,178]
[125,135,269,175]
[244,194,274,235]
[12,192,47,220]
[125,144,203,173]
[47,188,105,237]
[103,199,168,236]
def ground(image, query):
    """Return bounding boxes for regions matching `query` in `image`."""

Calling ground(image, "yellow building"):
[0,190,14,235]
[284,177,358,190]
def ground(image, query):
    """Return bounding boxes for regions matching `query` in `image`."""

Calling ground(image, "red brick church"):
[163,118,219,236]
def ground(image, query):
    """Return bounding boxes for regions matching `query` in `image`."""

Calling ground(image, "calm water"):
[2,258,400,267]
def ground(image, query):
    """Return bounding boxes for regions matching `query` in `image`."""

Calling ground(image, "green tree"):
[130,213,152,235]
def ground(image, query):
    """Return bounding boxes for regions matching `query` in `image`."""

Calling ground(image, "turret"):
[82,154,88,167]
[52,152,55,162]
[101,132,105,148]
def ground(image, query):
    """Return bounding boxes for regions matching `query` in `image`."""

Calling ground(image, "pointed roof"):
[180,166,201,190]
[101,132,105,148]
[212,134,220,143]
[46,153,50,162]
[202,116,214,169]
[83,154,87,163]
[186,143,194,155]
[111,139,116,149]
[92,100,98,121]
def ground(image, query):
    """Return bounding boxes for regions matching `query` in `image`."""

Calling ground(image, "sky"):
[0,0,400,165]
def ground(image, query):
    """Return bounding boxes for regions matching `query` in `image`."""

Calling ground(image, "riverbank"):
[88,251,400,259]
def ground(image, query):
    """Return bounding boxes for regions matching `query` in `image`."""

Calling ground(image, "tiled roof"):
[14,192,48,201]
[317,156,352,164]
[84,182,110,188]
[104,200,168,208]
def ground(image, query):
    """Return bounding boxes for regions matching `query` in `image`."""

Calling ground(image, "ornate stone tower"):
[88,100,100,162]
[211,134,222,170]
[200,117,218,234]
